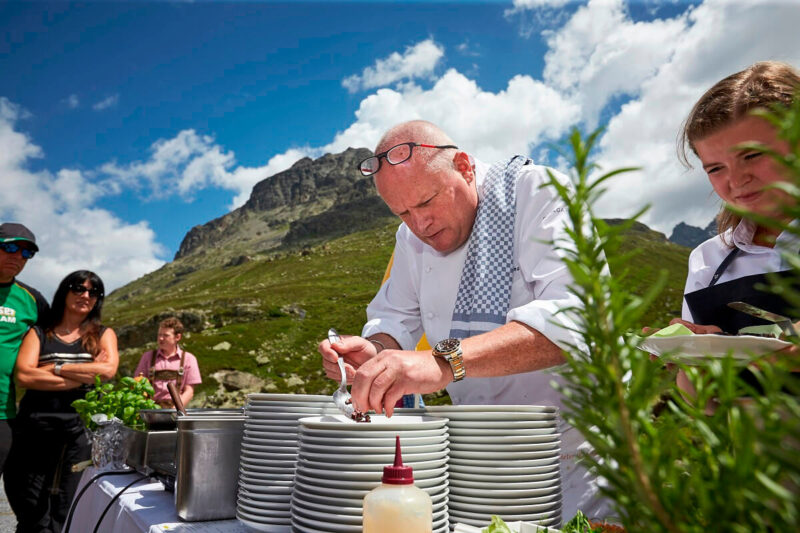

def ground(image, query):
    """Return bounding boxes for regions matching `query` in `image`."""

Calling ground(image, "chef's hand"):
[350,350,451,417]
[319,334,377,383]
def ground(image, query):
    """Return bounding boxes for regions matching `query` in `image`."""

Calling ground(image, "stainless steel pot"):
[174,414,246,521]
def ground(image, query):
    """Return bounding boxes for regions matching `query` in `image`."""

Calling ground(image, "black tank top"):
[17,326,106,416]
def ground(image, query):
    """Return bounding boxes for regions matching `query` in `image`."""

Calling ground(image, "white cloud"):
[0,102,165,296]
[92,94,119,111]
[99,129,314,209]
[512,0,571,8]
[543,0,689,126]
[342,39,445,93]
[327,69,580,163]
[64,94,79,109]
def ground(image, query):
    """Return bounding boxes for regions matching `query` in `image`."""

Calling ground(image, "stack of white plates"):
[237,393,339,533]
[291,414,450,533]
[425,406,562,529]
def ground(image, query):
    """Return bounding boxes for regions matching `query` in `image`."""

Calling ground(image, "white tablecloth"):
[68,467,252,533]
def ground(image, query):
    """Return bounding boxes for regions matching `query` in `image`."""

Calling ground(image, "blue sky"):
[1,0,799,296]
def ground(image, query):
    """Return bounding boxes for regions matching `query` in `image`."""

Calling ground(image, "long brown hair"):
[679,61,800,241]
[46,270,106,356]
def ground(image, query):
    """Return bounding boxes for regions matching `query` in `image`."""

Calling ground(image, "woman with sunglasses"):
[3,270,118,533]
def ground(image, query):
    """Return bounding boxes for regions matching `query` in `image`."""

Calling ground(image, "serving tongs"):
[328,328,355,418]
[727,301,799,338]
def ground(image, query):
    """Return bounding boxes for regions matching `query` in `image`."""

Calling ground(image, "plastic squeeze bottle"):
[362,435,433,533]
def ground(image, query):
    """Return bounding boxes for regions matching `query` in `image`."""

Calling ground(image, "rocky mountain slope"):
[669,220,716,248]
[174,147,393,264]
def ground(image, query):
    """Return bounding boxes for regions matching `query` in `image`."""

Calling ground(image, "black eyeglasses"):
[0,242,36,259]
[68,283,103,299]
[358,142,458,177]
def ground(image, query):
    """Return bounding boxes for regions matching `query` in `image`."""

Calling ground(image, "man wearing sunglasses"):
[0,223,49,479]
[319,121,609,522]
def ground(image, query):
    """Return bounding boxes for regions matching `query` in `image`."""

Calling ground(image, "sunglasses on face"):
[68,283,103,298]
[0,242,36,259]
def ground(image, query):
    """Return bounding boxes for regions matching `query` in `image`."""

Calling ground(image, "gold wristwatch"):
[432,338,466,382]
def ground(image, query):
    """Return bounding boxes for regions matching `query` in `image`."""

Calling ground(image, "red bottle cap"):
[382,435,414,485]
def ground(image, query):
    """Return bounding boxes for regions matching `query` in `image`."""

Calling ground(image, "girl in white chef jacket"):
[670,61,800,392]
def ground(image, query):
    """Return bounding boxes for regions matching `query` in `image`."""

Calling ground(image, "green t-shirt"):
[0,279,48,419]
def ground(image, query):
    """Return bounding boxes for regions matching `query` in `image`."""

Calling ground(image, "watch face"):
[435,338,460,353]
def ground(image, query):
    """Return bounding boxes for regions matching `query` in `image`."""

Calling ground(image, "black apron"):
[684,247,800,393]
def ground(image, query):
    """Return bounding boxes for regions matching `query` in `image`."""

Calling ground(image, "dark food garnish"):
[345,399,371,422]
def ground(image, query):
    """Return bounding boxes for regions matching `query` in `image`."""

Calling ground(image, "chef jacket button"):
[426,312,434,319]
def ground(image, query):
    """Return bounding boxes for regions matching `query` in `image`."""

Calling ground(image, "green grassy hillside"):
[103,219,690,404]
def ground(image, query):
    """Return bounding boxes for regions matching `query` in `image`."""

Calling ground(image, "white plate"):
[239,463,295,476]
[291,488,448,516]
[447,419,558,430]
[293,470,448,490]
[291,513,360,533]
[448,426,557,437]
[299,414,447,430]
[240,463,296,476]
[237,498,292,514]
[298,441,448,455]
[450,484,559,499]
[297,452,447,470]
[294,480,448,503]
[246,404,337,412]
[425,405,557,415]
[449,492,561,507]
[292,494,363,517]
[449,468,559,482]
[248,393,333,403]
[424,409,556,422]
[450,434,560,446]
[241,448,297,459]
[300,427,447,439]
[297,456,448,473]
[291,500,362,525]
[450,448,558,460]
[244,418,300,426]
[242,441,298,452]
[639,333,791,361]
[239,481,294,494]
[449,505,561,522]
[237,488,291,503]
[449,455,558,468]
[239,471,294,483]
[449,477,560,491]
[299,433,446,446]
[237,510,291,531]
[243,433,298,444]
[297,449,447,464]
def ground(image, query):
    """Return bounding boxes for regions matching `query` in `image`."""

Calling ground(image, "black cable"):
[92,473,149,533]
[63,469,133,533]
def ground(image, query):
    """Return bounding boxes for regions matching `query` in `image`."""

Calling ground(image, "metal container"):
[122,425,177,475]
[174,415,245,521]
[139,408,244,430]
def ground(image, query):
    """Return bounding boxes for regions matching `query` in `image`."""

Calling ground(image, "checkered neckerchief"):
[449,156,526,339]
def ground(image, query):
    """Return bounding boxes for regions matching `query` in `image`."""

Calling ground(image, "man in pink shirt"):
[134,317,201,408]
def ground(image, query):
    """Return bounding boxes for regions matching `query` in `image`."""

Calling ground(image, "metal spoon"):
[328,328,354,417]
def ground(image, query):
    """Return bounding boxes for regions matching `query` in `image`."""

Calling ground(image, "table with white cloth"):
[68,467,252,533]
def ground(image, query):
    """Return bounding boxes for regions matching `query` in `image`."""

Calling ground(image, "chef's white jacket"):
[362,158,610,521]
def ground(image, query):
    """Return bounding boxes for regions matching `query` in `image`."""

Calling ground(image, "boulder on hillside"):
[210,369,265,392]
